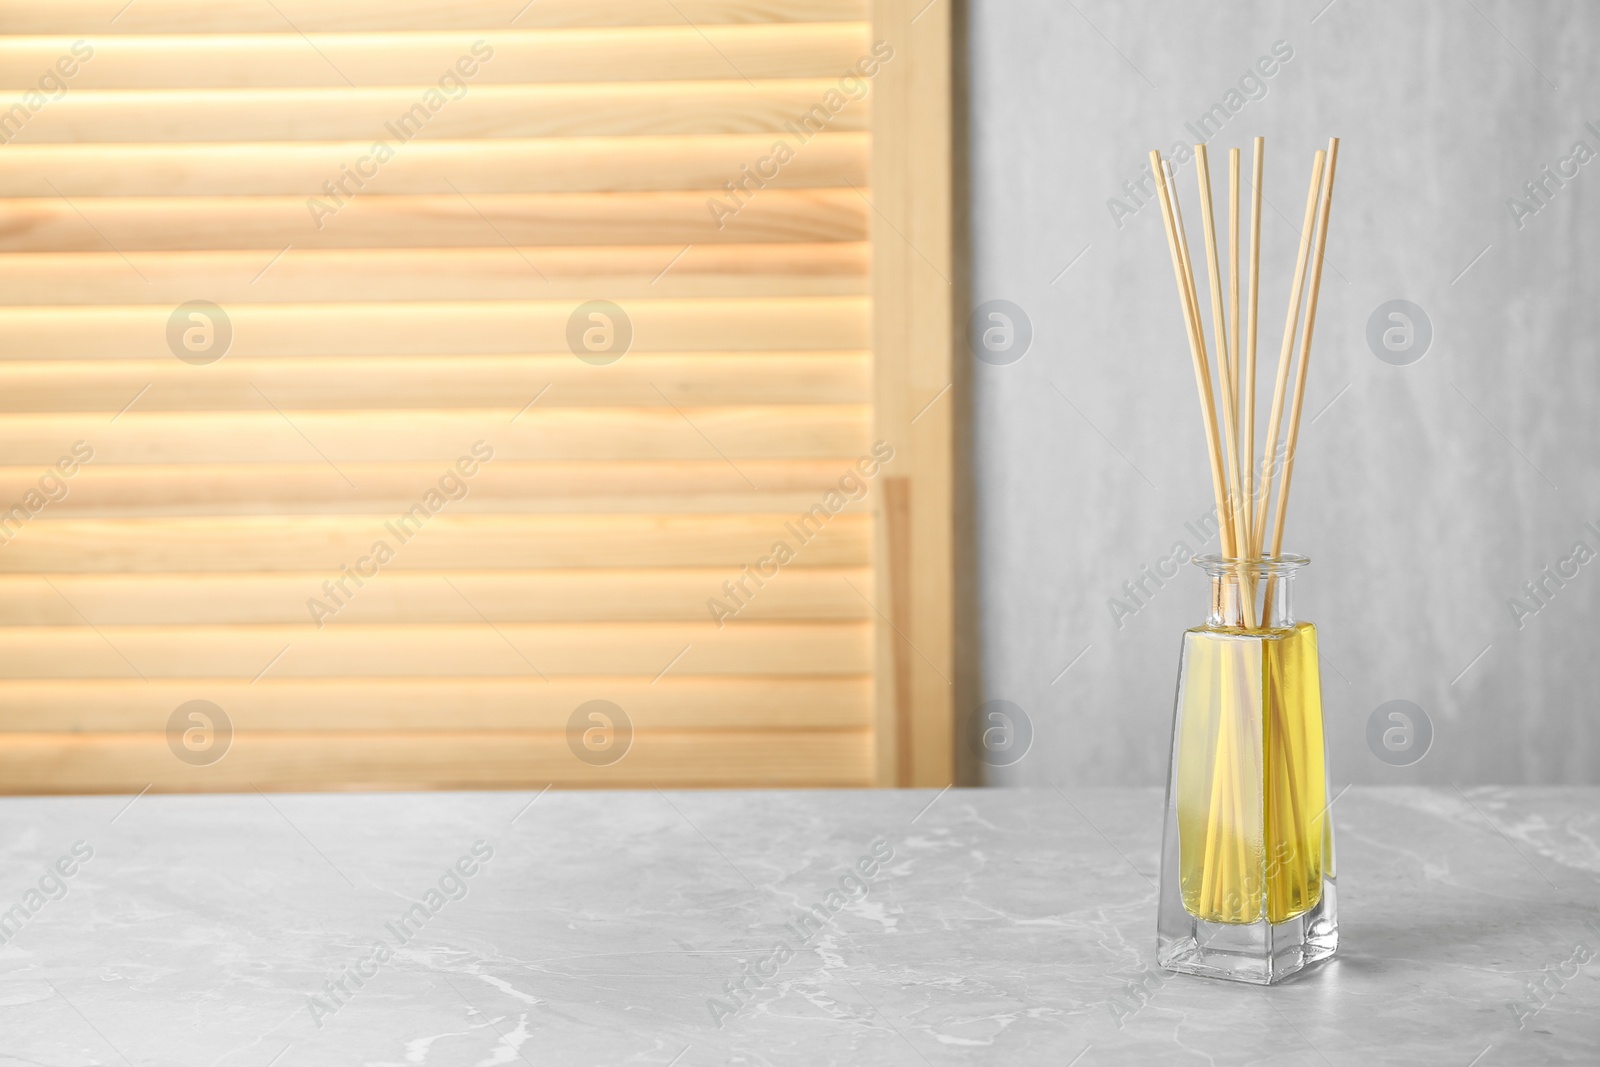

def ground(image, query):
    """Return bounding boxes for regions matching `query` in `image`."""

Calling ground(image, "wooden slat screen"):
[0,0,926,791]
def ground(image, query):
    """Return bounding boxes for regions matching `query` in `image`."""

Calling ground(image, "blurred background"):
[0,0,955,793]
[2,1,1593,793]
[965,0,1600,785]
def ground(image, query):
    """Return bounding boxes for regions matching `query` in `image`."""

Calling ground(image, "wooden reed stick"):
[1267,138,1340,560]
[1226,646,1252,915]
[1150,151,1234,560]
[1250,150,1325,562]
[1200,661,1230,912]
[1227,147,1241,505]
[1243,138,1263,553]
[1166,162,1203,347]
[1260,140,1339,908]
[1265,651,1304,904]
[1174,148,1255,917]
[1194,147,1251,607]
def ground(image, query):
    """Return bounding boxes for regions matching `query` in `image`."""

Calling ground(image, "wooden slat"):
[0,0,867,34]
[0,297,870,357]
[8,82,869,142]
[0,26,870,88]
[0,245,869,304]
[0,514,870,571]
[870,0,954,785]
[0,729,875,793]
[0,621,871,677]
[0,460,877,515]
[0,354,870,411]
[0,135,868,196]
[0,676,872,731]
[0,408,869,462]
[0,191,867,251]
[0,568,872,624]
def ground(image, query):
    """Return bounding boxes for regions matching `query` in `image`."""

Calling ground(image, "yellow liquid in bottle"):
[1174,622,1325,924]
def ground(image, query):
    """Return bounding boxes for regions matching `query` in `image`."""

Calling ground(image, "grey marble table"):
[0,787,1596,1066]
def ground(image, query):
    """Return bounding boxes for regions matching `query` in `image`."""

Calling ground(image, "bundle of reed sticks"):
[1149,137,1339,608]
[1152,137,1340,926]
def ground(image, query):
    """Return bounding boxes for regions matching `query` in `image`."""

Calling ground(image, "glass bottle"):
[1156,554,1337,984]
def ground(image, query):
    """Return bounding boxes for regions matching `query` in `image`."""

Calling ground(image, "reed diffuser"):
[1151,137,1340,984]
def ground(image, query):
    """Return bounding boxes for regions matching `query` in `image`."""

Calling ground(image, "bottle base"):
[1157,883,1337,985]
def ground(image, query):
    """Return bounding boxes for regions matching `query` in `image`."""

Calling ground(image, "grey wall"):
[964,0,1600,786]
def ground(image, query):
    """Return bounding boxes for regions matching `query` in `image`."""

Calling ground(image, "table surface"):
[1,787,1596,1066]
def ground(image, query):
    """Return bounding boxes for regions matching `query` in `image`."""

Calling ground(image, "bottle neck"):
[1204,570,1297,630]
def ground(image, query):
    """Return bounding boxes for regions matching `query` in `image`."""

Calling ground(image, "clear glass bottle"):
[1157,555,1337,984]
